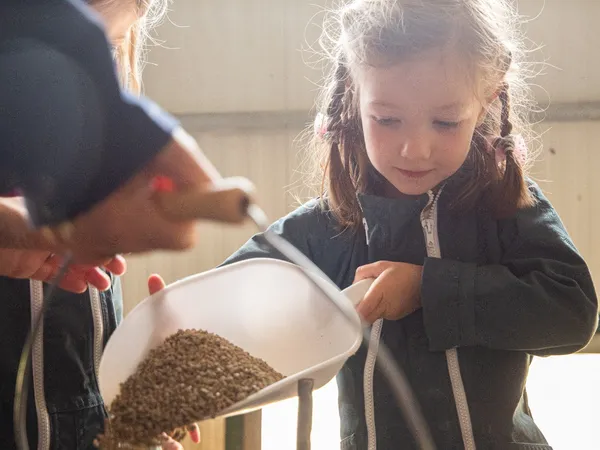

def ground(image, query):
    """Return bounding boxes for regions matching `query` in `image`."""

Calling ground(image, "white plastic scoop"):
[98,258,374,420]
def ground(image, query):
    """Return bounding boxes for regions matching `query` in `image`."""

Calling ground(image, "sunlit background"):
[261,352,600,450]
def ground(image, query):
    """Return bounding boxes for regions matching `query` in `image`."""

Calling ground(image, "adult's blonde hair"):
[90,0,169,93]
[312,0,537,228]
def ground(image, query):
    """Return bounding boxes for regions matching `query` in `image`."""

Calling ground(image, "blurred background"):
[122,0,600,449]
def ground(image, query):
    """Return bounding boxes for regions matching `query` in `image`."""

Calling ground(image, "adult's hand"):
[40,128,230,263]
[0,249,126,293]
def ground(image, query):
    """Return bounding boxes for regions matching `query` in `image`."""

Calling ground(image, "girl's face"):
[357,48,488,196]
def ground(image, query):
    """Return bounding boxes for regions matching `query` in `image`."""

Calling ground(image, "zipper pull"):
[422,218,436,251]
[362,218,370,246]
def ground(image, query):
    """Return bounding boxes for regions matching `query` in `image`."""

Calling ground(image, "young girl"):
[222,0,599,448]
[0,1,197,449]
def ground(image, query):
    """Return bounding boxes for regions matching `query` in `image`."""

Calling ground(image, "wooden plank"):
[143,0,600,113]
[223,412,262,450]
[243,412,262,450]
[534,123,591,256]
[173,103,600,136]
[180,419,226,450]
[120,128,301,311]
[225,416,244,450]
[143,0,300,114]
[583,122,600,293]
[517,0,600,104]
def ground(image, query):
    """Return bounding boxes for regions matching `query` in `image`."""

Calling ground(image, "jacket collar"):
[356,165,472,247]
[357,192,428,248]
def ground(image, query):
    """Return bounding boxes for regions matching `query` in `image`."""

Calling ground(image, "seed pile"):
[96,329,283,448]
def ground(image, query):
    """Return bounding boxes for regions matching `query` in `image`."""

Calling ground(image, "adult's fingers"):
[104,255,127,276]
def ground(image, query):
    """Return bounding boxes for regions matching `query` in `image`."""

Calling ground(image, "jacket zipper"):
[360,210,381,450]
[363,318,383,450]
[29,280,51,450]
[420,189,476,450]
[89,287,104,385]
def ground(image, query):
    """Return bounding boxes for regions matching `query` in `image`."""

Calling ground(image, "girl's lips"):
[395,168,433,179]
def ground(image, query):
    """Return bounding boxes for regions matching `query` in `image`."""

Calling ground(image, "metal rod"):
[297,379,314,450]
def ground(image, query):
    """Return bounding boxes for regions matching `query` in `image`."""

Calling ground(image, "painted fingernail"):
[152,176,175,193]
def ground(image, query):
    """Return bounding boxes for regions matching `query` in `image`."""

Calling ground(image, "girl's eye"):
[372,116,400,127]
[434,120,461,129]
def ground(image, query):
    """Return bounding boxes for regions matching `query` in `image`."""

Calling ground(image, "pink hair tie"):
[314,112,328,139]
[513,134,528,166]
[492,134,527,166]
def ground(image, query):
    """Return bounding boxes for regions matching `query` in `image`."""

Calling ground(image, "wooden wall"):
[121,121,600,312]
[119,1,600,448]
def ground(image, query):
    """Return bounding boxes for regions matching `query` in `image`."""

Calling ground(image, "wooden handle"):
[153,177,254,224]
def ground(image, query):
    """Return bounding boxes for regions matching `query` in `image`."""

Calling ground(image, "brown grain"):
[95,329,283,448]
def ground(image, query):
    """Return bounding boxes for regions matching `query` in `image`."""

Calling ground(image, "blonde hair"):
[90,0,169,93]
[311,0,537,229]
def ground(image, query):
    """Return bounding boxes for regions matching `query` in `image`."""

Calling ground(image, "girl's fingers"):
[187,423,201,444]
[148,274,167,295]
[354,261,390,283]
[356,283,385,323]
[160,433,184,450]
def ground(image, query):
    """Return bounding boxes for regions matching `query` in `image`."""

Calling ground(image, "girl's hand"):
[354,261,423,323]
[147,274,202,450]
